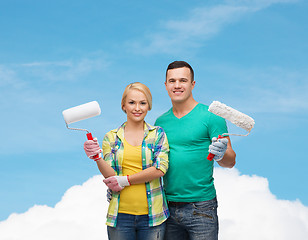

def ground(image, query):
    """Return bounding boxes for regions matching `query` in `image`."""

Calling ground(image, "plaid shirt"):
[102,122,170,227]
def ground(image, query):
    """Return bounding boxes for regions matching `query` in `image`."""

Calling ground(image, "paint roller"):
[207,101,255,161]
[62,101,101,158]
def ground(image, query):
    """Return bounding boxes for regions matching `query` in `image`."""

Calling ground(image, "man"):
[155,61,236,240]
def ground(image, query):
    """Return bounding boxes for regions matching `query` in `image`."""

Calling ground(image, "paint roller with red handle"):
[85,132,100,160]
[207,101,255,161]
[62,101,101,159]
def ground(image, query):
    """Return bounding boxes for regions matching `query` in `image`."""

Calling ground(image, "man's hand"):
[84,138,102,160]
[103,176,131,192]
[208,137,228,161]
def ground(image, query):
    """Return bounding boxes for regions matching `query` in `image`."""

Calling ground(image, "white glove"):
[83,138,102,160]
[103,176,131,192]
[208,137,228,161]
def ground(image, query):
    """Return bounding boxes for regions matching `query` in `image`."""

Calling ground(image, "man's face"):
[165,67,195,104]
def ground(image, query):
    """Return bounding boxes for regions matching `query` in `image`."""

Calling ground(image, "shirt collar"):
[114,121,155,140]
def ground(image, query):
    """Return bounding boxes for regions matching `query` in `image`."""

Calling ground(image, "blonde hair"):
[121,82,152,112]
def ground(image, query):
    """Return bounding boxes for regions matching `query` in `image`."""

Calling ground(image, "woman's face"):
[122,89,149,123]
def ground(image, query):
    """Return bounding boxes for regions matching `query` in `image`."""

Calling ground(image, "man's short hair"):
[166,61,194,82]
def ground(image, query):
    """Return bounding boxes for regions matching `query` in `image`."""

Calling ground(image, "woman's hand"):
[84,138,102,160]
[103,176,130,192]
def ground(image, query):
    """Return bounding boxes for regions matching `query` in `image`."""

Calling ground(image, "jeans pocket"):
[192,200,217,220]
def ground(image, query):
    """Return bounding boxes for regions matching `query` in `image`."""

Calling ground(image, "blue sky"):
[0,0,308,224]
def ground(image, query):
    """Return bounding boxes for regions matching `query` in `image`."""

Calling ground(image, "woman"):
[84,82,169,240]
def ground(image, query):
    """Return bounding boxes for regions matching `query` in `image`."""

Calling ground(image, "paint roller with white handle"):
[62,101,101,158]
[207,101,255,161]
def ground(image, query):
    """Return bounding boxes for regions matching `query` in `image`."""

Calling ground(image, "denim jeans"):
[164,197,218,240]
[107,213,166,240]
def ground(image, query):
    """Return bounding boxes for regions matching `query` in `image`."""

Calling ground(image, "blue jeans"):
[164,197,218,240]
[107,213,166,240]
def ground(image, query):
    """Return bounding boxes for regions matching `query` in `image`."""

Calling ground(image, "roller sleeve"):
[62,101,101,125]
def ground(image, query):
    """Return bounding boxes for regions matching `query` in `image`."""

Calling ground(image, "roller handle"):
[86,132,94,140]
[86,132,100,161]
[207,135,223,161]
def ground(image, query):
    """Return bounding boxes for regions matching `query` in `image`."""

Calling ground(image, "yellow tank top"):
[118,138,148,215]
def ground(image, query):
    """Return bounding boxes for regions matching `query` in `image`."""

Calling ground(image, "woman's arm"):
[96,133,117,178]
[128,166,164,184]
[129,127,169,184]
[96,158,116,178]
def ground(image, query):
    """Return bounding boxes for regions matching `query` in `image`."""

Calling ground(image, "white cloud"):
[224,0,298,8]
[16,57,110,83]
[203,64,308,114]
[0,175,108,240]
[129,5,250,55]
[215,168,308,239]
[1,168,307,240]
[0,65,25,89]
[20,61,73,68]
[129,0,298,54]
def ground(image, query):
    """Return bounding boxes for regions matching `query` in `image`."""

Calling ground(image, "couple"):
[84,61,236,240]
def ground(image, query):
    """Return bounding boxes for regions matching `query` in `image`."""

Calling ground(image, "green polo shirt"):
[155,103,228,202]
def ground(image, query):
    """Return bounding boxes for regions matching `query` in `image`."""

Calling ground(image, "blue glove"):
[209,137,228,161]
